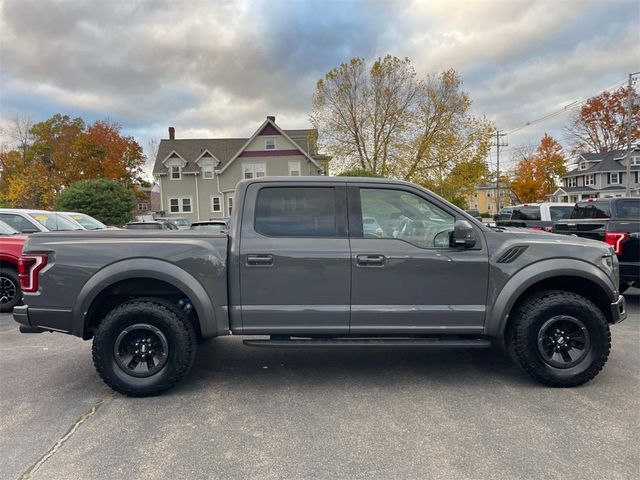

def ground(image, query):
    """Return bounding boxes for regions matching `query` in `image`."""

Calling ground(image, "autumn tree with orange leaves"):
[565,85,640,155]
[0,114,146,208]
[510,134,567,203]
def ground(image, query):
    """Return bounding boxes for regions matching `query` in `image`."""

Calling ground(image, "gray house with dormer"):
[152,116,330,222]
[550,148,640,203]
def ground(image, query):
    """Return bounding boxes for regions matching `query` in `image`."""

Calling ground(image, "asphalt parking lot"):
[1,291,638,480]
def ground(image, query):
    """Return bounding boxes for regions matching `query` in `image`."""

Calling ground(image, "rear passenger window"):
[511,206,541,221]
[255,187,337,237]
[617,199,640,218]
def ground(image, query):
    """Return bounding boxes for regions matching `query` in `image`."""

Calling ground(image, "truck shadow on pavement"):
[174,341,531,396]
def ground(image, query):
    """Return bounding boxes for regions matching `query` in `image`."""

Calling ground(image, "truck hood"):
[497,227,612,251]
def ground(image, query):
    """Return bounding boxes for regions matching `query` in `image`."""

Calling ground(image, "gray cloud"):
[0,0,638,167]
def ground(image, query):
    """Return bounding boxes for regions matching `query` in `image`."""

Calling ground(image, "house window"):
[610,172,621,185]
[227,196,233,216]
[487,191,492,198]
[265,139,276,150]
[170,165,181,180]
[632,156,640,166]
[137,202,149,211]
[168,197,191,213]
[585,174,595,186]
[211,196,222,213]
[202,164,214,179]
[288,161,301,176]
[567,177,577,187]
[579,162,588,170]
[243,163,266,179]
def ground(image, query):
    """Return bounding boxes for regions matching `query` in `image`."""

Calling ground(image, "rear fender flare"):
[73,258,218,338]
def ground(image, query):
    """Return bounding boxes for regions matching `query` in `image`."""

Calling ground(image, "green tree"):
[55,178,135,226]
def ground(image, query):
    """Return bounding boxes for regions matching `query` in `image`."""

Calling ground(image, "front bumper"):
[610,295,626,324]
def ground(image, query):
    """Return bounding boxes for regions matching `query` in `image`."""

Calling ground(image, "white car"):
[0,209,84,233]
[58,212,111,230]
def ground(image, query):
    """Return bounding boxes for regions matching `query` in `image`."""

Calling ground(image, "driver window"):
[359,188,455,248]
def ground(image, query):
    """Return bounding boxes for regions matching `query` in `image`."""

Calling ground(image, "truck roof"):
[239,176,416,186]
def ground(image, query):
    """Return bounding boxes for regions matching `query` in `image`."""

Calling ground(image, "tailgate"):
[552,220,607,241]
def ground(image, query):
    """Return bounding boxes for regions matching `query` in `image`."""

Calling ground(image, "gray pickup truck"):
[14,177,626,396]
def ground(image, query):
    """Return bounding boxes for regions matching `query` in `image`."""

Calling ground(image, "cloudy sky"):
[1,0,638,172]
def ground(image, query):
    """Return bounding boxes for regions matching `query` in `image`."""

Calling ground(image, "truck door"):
[347,183,489,334]
[238,181,351,334]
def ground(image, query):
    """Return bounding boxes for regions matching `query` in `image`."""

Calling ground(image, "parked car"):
[124,221,178,231]
[14,177,626,396]
[494,206,514,222]
[190,220,228,233]
[497,202,574,231]
[552,197,640,292]
[156,217,191,230]
[0,209,84,233]
[0,220,26,312]
[58,212,108,230]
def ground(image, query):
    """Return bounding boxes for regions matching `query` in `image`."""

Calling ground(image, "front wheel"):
[507,290,610,387]
[92,298,197,397]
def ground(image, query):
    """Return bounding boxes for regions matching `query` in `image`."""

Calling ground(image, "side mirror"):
[451,219,476,248]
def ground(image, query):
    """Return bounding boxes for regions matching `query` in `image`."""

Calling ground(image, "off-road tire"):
[92,297,197,397]
[0,268,21,313]
[507,290,610,387]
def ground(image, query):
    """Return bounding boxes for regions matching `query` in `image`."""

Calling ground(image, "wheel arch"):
[75,258,219,340]
[486,259,616,338]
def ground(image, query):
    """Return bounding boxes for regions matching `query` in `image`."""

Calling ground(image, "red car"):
[0,220,26,312]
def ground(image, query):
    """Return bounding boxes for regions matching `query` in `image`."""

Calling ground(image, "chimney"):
[267,115,275,123]
[168,127,175,140]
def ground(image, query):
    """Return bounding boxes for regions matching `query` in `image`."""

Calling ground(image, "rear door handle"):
[246,254,274,266]
[356,254,386,267]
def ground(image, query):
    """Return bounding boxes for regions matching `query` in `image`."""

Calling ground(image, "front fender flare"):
[485,258,616,338]
[73,258,218,338]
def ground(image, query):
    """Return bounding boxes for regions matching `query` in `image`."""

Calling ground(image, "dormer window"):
[170,165,181,180]
[202,164,214,179]
[265,139,276,150]
[579,162,588,170]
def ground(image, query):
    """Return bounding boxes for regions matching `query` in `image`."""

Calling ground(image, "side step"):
[19,325,46,334]
[243,337,492,348]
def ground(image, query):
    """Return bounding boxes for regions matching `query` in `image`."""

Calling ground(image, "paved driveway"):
[1,291,638,479]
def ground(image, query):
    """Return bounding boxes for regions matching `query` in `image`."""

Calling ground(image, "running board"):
[243,337,492,348]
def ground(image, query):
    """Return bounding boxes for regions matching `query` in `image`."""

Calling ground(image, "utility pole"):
[492,130,508,212]
[625,71,639,196]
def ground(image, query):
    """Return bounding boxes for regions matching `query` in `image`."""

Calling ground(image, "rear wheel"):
[92,298,197,397]
[0,268,21,313]
[507,290,610,387]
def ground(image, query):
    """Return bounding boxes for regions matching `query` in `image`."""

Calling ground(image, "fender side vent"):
[497,246,528,264]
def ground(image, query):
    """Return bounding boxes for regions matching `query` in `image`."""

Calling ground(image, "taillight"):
[18,254,48,292]
[543,226,553,232]
[604,232,628,255]
[531,227,543,231]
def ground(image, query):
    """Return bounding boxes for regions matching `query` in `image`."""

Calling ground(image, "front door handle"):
[246,254,274,266]
[356,254,386,267]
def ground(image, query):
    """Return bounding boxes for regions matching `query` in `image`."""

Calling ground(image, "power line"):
[503,78,628,136]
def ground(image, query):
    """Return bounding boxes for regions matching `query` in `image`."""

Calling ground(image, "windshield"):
[549,206,573,221]
[571,202,611,219]
[172,218,190,227]
[0,220,18,235]
[67,213,107,230]
[511,206,541,221]
[29,213,83,231]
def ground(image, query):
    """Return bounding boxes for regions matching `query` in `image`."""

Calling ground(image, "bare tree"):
[9,116,34,159]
